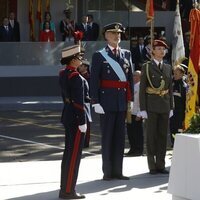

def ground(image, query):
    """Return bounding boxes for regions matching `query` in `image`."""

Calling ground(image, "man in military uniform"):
[139,39,174,175]
[90,22,134,180]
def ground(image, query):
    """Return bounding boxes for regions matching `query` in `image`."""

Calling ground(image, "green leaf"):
[184,114,200,134]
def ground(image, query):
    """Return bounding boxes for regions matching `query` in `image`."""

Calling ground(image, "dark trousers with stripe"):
[60,123,84,194]
[100,111,126,177]
[127,115,144,153]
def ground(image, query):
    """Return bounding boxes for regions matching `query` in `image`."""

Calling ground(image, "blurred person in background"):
[40,11,56,40]
[86,14,99,41]
[126,70,144,157]
[0,17,14,42]
[78,59,92,148]
[39,21,55,42]
[9,12,20,41]
[170,65,187,147]
[60,10,75,42]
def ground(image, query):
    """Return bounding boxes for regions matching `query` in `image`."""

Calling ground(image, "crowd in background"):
[0,0,193,42]
[0,11,100,43]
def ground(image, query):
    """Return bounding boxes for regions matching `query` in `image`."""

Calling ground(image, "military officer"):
[139,39,174,175]
[59,45,90,199]
[90,22,134,180]
[78,59,91,148]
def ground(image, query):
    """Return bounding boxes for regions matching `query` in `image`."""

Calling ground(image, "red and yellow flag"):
[146,0,154,24]
[29,0,35,41]
[46,0,50,12]
[184,8,200,129]
[37,0,42,23]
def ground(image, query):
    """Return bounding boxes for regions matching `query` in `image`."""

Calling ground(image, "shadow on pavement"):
[8,171,169,200]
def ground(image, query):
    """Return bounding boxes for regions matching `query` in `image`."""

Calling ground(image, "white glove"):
[78,124,87,133]
[129,101,134,111]
[169,110,173,118]
[140,110,148,119]
[92,103,105,114]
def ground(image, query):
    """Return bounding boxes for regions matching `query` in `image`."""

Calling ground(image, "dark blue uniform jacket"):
[59,66,90,128]
[90,46,134,112]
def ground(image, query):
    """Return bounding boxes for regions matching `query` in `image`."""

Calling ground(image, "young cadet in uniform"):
[170,65,187,147]
[59,45,90,199]
[126,70,144,157]
[90,22,134,180]
[139,40,174,175]
[78,59,91,148]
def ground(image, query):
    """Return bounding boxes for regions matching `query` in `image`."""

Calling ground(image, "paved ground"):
[0,109,101,162]
[0,97,173,200]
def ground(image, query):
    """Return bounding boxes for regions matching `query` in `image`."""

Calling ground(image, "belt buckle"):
[159,90,164,96]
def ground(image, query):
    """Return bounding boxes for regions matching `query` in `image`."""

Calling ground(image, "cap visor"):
[106,29,122,33]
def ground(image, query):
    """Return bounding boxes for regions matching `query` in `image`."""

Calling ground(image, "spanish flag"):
[146,0,154,24]
[37,0,42,23]
[29,0,35,41]
[46,0,50,12]
[184,8,200,129]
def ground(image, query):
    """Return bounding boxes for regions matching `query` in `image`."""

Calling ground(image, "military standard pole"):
[150,19,154,60]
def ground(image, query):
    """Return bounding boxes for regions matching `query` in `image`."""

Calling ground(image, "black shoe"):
[157,169,169,174]
[131,152,143,157]
[114,175,130,180]
[125,150,133,155]
[59,191,85,199]
[83,143,89,148]
[125,150,143,157]
[149,169,157,175]
[103,175,112,181]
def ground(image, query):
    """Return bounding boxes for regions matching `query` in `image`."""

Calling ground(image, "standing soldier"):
[78,59,92,148]
[90,22,134,180]
[139,40,174,175]
[59,45,90,199]
[126,70,144,157]
[170,65,187,147]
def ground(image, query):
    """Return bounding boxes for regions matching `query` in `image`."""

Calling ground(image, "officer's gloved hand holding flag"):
[92,104,105,114]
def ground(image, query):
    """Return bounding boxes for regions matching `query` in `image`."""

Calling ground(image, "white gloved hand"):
[140,110,148,119]
[78,124,87,133]
[92,103,105,114]
[169,110,173,118]
[129,101,134,111]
